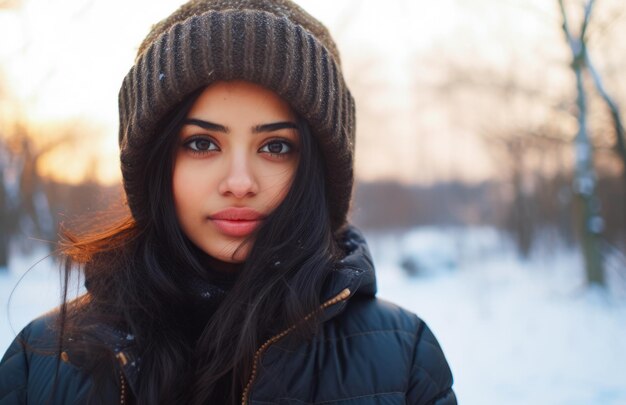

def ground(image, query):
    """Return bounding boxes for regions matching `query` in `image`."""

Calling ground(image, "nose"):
[218,150,259,199]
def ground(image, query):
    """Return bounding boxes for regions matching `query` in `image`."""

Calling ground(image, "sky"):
[0,0,614,186]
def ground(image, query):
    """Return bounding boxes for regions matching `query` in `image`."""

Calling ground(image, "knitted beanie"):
[118,0,355,231]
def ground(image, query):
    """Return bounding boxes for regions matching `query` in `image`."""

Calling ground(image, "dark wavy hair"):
[56,86,343,404]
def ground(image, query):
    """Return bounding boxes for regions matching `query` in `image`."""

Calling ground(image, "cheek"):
[172,159,206,214]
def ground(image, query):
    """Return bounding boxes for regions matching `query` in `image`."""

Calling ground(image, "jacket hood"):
[319,225,377,322]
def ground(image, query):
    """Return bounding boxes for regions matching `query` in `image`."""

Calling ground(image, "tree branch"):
[558,0,577,53]
[585,52,626,171]
[580,0,596,42]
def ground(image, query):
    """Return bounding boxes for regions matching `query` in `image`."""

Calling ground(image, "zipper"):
[117,352,128,405]
[119,369,127,405]
[240,288,351,405]
[112,288,351,404]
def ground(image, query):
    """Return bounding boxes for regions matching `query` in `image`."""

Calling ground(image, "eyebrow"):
[252,122,298,133]
[184,119,228,132]
[183,119,297,134]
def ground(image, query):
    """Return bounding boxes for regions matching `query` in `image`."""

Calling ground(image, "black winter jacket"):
[0,228,456,404]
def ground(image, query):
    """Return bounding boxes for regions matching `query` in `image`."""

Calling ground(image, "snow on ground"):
[369,227,626,405]
[1,227,626,405]
[1,244,66,347]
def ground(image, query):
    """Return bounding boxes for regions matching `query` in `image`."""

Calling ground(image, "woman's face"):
[172,80,300,264]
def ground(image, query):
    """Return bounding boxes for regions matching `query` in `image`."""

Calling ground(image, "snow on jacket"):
[0,227,456,404]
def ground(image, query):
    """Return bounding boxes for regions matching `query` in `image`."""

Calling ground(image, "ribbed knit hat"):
[118,0,356,231]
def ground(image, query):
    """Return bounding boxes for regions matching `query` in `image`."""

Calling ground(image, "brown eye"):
[184,137,219,152]
[260,140,292,155]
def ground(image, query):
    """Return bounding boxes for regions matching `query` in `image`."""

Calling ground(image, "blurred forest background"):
[0,0,625,288]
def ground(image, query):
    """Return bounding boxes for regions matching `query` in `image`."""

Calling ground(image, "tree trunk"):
[573,57,604,286]
[559,0,605,286]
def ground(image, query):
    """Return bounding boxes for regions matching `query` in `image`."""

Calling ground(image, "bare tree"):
[410,1,625,278]
[557,0,626,286]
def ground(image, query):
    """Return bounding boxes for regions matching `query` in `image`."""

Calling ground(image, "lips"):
[208,207,265,237]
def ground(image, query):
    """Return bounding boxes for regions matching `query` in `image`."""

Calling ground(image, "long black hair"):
[57,84,342,404]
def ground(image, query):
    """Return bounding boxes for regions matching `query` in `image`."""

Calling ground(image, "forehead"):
[187,80,296,123]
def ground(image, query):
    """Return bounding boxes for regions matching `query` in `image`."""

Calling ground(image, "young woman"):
[0,1,456,404]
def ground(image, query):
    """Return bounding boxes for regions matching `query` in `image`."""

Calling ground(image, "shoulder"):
[1,309,60,371]
[253,297,455,403]
[329,296,457,404]
[326,295,446,355]
[0,310,58,403]
[336,295,424,333]
[0,309,94,405]
[11,309,60,347]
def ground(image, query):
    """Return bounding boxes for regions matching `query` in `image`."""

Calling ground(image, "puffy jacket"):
[0,227,456,404]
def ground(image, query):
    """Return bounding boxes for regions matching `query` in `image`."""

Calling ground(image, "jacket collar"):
[318,225,377,322]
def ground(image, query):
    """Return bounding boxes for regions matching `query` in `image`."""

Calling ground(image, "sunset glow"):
[0,0,582,185]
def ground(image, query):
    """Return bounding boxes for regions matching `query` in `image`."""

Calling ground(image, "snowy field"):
[2,227,626,405]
